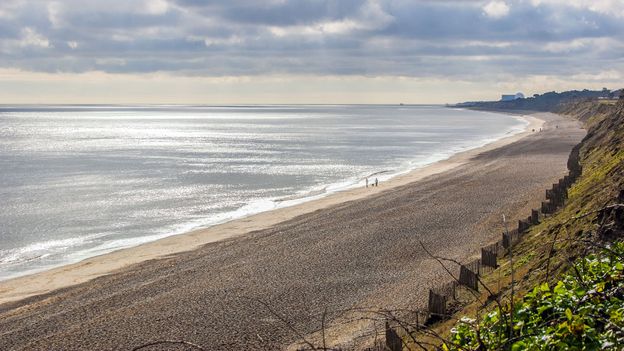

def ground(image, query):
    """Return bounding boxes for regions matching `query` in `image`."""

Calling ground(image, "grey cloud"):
[174,0,362,25]
[227,2,356,25]
[381,1,623,42]
[0,0,622,80]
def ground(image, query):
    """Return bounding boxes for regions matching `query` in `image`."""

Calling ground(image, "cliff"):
[437,99,624,350]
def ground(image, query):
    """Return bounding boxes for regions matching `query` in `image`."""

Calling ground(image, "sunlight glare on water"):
[0,104,527,280]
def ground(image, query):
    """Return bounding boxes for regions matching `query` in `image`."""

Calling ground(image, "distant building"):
[501,92,525,101]
[501,95,515,101]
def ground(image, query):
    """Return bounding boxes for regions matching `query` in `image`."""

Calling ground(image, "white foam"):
[0,235,109,281]
[61,199,280,262]
[0,236,91,265]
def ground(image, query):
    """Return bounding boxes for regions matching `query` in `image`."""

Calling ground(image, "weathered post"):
[385,322,402,351]
[553,183,561,206]
[481,247,498,268]
[541,201,550,214]
[518,219,530,233]
[459,265,479,291]
[531,209,539,225]
[502,232,510,249]
[428,289,447,318]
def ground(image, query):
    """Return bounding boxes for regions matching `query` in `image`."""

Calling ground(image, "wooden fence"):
[386,147,583,349]
[481,247,498,268]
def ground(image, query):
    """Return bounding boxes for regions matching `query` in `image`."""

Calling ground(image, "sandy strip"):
[0,114,542,306]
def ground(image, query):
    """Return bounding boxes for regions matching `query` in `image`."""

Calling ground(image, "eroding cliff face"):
[570,100,624,215]
[557,99,618,124]
[577,100,624,241]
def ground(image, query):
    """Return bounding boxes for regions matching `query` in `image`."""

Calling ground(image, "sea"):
[0,105,527,281]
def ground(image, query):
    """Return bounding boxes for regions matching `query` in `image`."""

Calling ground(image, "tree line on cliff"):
[455,88,623,112]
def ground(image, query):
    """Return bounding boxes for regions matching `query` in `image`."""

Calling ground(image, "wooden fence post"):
[531,209,539,225]
[502,232,510,249]
[518,219,529,233]
[459,265,479,291]
[452,281,457,299]
[541,201,550,214]
[481,248,497,268]
[428,289,447,318]
[385,322,402,351]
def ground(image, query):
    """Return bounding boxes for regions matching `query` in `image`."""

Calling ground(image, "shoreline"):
[0,113,543,306]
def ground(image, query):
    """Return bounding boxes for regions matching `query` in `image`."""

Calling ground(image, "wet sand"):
[0,113,584,350]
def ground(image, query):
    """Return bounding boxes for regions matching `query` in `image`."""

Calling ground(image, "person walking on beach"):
[366,178,369,188]
[375,178,378,187]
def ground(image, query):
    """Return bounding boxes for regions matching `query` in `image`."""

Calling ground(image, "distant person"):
[366,178,369,188]
[375,178,378,187]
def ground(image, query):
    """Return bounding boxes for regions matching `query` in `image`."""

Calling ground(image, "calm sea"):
[0,105,526,280]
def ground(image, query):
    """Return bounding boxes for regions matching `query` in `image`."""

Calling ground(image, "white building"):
[501,92,525,101]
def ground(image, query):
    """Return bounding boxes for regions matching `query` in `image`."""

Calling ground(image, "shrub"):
[445,242,624,350]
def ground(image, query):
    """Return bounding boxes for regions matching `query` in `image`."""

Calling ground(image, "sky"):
[0,0,622,104]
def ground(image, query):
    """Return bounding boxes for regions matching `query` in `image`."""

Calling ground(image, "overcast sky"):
[0,0,622,104]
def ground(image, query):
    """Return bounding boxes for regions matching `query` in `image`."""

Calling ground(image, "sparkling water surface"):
[0,105,526,280]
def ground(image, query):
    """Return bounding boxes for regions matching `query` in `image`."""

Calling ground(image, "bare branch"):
[131,340,206,351]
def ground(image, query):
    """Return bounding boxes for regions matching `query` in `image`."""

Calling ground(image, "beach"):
[0,112,584,350]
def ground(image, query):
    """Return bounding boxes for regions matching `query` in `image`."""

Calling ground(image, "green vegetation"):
[445,242,624,350]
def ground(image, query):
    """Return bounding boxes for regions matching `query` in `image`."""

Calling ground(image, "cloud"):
[144,0,169,15]
[0,0,621,91]
[47,2,64,28]
[483,1,510,19]
[202,36,243,47]
[530,0,624,17]
[19,27,51,48]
